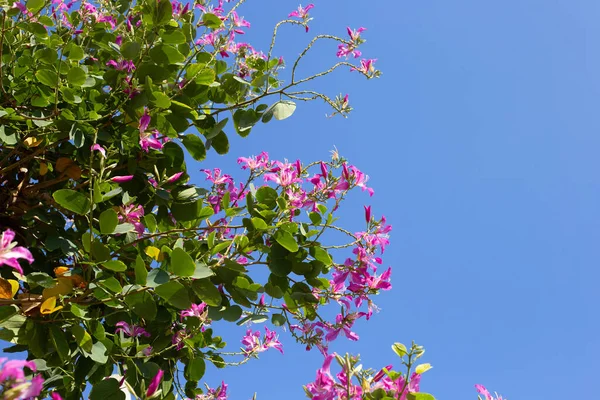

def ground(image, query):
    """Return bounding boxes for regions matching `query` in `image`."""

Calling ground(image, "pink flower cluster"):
[201,168,246,213]
[476,384,507,400]
[241,327,284,356]
[0,228,34,275]
[0,358,44,399]
[304,355,422,400]
[195,381,228,400]
[118,204,145,235]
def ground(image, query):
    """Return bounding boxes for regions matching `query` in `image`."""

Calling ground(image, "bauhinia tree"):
[0,0,505,399]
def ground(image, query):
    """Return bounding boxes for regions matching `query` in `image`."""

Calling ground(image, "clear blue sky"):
[197,0,600,399]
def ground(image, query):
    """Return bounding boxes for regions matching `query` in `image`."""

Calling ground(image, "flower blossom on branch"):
[0,229,34,275]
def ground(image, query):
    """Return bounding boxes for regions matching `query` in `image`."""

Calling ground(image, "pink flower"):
[180,302,207,319]
[51,392,63,400]
[241,329,262,355]
[289,3,314,18]
[263,327,284,354]
[139,109,151,133]
[110,175,134,183]
[172,329,188,350]
[140,130,165,152]
[367,267,392,291]
[289,3,314,32]
[237,151,269,170]
[373,365,393,383]
[197,381,228,400]
[264,162,303,186]
[364,205,371,223]
[91,144,106,158]
[351,58,378,75]
[0,358,43,399]
[142,346,153,357]
[106,59,135,73]
[231,11,250,34]
[115,321,150,338]
[304,354,337,399]
[0,358,37,381]
[146,369,164,397]
[475,384,505,400]
[0,229,34,275]
[322,313,362,342]
[118,204,145,235]
[166,172,184,184]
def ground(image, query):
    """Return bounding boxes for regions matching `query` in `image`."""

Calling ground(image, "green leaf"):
[89,341,108,364]
[161,30,187,44]
[102,260,128,272]
[274,230,299,252]
[311,246,332,265]
[147,268,170,287]
[263,100,297,122]
[255,186,278,209]
[171,248,195,277]
[202,13,223,29]
[210,131,229,154]
[155,0,173,25]
[392,342,407,357]
[251,217,268,230]
[222,305,243,322]
[27,272,55,288]
[407,394,436,400]
[125,291,157,321]
[99,209,119,234]
[171,200,213,222]
[26,0,45,12]
[72,325,93,353]
[67,44,84,61]
[53,189,90,215]
[90,378,125,400]
[271,314,286,327]
[151,91,171,108]
[191,279,222,307]
[182,134,206,161]
[134,255,148,285]
[34,48,58,64]
[121,41,141,60]
[114,223,135,234]
[184,358,206,382]
[150,45,186,65]
[309,212,322,225]
[67,67,87,86]
[91,241,111,262]
[155,281,191,309]
[99,277,122,293]
[192,263,214,279]
[35,69,58,87]
[49,326,70,363]
[187,64,215,85]
[144,214,157,233]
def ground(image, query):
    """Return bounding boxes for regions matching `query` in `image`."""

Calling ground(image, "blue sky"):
[196,0,600,399]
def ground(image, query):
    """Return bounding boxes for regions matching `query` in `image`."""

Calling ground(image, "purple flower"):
[106,59,135,73]
[166,171,185,184]
[197,381,228,400]
[264,162,303,186]
[364,205,371,223]
[241,329,261,355]
[90,144,106,158]
[180,302,207,319]
[139,108,151,133]
[231,11,250,34]
[237,151,269,170]
[351,58,378,76]
[142,346,153,357]
[304,354,336,399]
[262,327,284,354]
[118,204,145,235]
[146,369,164,397]
[172,329,187,350]
[0,358,43,399]
[115,321,150,338]
[140,130,165,152]
[288,3,314,32]
[51,392,63,400]
[0,229,34,275]
[110,175,134,183]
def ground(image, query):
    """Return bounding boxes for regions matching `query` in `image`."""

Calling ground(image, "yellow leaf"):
[23,137,43,147]
[0,278,14,299]
[40,296,64,314]
[39,162,48,176]
[42,277,73,299]
[8,280,19,297]
[415,363,433,374]
[54,266,69,276]
[145,246,164,262]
